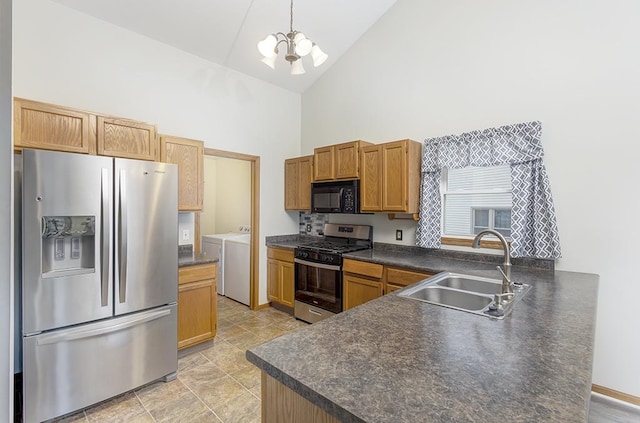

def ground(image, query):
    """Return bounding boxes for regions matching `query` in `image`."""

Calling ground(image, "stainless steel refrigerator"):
[20,148,179,423]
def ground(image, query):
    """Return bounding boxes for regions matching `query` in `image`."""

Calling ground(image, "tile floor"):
[51,296,307,423]
[46,296,640,423]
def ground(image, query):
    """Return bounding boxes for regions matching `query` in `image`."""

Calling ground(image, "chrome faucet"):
[472,229,513,301]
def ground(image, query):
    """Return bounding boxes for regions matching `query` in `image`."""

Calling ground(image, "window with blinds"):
[441,165,512,239]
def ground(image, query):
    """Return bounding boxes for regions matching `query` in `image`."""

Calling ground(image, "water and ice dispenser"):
[41,216,96,278]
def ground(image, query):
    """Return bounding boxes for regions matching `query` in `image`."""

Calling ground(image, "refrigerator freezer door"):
[22,149,114,334]
[114,158,178,315]
[23,304,178,423]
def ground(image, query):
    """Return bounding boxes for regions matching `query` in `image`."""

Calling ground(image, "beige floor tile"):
[229,365,261,391]
[210,390,261,423]
[275,318,309,332]
[225,330,268,350]
[84,392,149,423]
[250,384,262,399]
[216,323,251,341]
[179,361,227,390]
[178,351,210,373]
[218,307,245,320]
[224,310,257,324]
[135,378,191,412]
[236,317,273,331]
[52,411,88,422]
[255,324,287,341]
[146,389,211,423]
[190,375,248,411]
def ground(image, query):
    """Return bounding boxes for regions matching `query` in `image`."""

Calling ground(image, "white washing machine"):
[224,235,251,306]
[201,231,249,296]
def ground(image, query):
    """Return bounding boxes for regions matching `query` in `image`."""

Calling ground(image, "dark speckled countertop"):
[251,239,599,422]
[178,244,218,267]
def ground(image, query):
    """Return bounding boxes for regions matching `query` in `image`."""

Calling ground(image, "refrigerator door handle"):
[100,168,110,307]
[35,308,172,346]
[118,169,128,304]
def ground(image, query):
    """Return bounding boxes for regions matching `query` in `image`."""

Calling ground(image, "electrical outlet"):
[182,229,190,241]
[306,224,312,233]
[395,229,403,241]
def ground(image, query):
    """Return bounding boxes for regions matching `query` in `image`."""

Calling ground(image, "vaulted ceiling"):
[52,0,398,93]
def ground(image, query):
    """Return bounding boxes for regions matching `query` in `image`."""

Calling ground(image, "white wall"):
[303,0,640,397]
[13,0,302,307]
[1,0,13,419]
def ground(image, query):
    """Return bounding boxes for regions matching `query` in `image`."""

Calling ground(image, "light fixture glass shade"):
[290,59,305,75]
[311,44,328,67]
[261,55,277,69]
[295,38,313,56]
[257,34,277,58]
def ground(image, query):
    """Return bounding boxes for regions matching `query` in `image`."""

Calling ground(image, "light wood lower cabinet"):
[262,372,339,423]
[178,262,217,350]
[267,247,295,308]
[342,259,384,310]
[342,259,435,307]
[385,266,434,294]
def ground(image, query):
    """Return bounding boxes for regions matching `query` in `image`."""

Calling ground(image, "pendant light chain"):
[289,0,294,34]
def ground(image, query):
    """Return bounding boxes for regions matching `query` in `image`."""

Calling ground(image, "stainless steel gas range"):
[294,223,373,323]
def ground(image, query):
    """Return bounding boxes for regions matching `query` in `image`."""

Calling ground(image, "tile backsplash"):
[299,212,327,236]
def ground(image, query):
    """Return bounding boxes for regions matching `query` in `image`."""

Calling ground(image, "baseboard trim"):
[592,384,640,406]
[254,302,271,310]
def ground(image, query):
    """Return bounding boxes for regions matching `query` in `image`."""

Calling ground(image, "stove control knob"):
[327,256,334,263]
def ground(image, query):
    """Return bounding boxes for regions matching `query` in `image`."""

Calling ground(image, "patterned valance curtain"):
[415,121,561,259]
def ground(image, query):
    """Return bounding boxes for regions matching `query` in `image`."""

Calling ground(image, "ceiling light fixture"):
[257,0,328,75]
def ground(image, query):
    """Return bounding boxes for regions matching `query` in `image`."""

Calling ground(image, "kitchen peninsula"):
[247,245,599,422]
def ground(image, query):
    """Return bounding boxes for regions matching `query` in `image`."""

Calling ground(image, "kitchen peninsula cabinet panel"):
[285,156,313,210]
[97,116,158,161]
[267,247,295,308]
[14,98,96,154]
[178,263,217,349]
[160,135,204,211]
[359,139,422,213]
[313,140,371,181]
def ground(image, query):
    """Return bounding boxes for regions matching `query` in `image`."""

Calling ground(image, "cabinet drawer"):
[178,263,217,285]
[343,259,383,279]
[386,267,433,287]
[268,247,294,262]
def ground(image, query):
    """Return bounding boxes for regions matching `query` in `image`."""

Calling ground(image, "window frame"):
[440,166,512,249]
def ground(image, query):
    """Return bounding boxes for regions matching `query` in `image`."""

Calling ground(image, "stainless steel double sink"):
[397,272,531,319]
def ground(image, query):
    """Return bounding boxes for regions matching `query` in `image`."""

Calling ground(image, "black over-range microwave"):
[311,179,360,213]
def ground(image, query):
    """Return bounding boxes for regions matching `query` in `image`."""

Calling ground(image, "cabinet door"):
[313,146,335,181]
[160,135,204,211]
[360,145,383,211]
[335,141,360,179]
[284,159,299,210]
[385,267,433,294]
[382,141,408,211]
[267,259,281,303]
[97,116,158,161]
[343,274,383,311]
[280,261,295,308]
[178,278,217,349]
[298,156,313,210]
[14,98,96,154]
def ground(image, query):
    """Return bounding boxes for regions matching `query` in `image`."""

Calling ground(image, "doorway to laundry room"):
[197,149,260,310]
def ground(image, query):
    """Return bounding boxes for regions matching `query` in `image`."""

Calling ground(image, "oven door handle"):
[294,258,341,272]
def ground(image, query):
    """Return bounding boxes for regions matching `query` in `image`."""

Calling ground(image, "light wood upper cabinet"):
[178,262,217,350]
[14,98,96,154]
[285,155,313,211]
[360,139,422,213]
[97,116,158,161]
[160,135,204,211]
[267,247,295,308]
[313,140,371,181]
